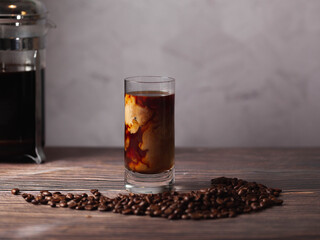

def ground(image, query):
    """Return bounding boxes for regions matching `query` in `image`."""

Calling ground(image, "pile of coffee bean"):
[12,177,283,220]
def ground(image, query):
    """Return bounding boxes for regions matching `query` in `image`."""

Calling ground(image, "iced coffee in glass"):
[124,76,175,193]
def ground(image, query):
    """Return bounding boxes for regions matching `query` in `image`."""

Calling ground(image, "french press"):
[0,0,54,163]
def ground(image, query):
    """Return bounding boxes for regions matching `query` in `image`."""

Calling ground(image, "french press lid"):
[0,0,52,51]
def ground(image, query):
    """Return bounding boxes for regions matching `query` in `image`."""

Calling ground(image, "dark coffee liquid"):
[0,70,44,159]
[125,91,174,174]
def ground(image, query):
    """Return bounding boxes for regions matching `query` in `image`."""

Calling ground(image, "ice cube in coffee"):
[125,91,174,174]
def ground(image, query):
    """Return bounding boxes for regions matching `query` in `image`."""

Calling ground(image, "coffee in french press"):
[0,0,54,163]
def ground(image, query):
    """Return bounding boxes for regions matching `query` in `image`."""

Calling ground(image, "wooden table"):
[0,148,319,240]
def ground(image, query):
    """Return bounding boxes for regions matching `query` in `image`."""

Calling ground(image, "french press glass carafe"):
[0,0,53,163]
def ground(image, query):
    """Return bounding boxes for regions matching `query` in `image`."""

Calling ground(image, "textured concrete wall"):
[43,0,320,147]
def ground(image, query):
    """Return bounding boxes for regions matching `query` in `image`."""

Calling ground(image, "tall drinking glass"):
[124,76,175,193]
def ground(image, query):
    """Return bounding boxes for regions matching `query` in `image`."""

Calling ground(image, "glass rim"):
[124,76,175,84]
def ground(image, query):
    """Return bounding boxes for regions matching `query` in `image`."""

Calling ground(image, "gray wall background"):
[42,0,320,147]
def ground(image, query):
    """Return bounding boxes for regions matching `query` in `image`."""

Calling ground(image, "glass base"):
[125,168,175,194]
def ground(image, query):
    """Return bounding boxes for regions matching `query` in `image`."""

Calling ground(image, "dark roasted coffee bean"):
[74,194,82,199]
[59,202,68,208]
[243,206,251,213]
[122,209,133,215]
[44,196,52,201]
[81,193,87,198]
[53,192,61,195]
[273,188,282,193]
[42,191,52,197]
[40,199,48,205]
[181,214,189,219]
[66,193,74,200]
[99,204,111,211]
[273,198,283,205]
[85,205,94,211]
[58,195,66,201]
[251,202,259,211]
[67,200,77,209]
[164,208,173,215]
[139,201,147,208]
[11,188,20,195]
[53,198,61,204]
[22,193,28,198]
[190,212,203,220]
[229,210,237,217]
[25,195,34,202]
[90,189,98,194]
[31,199,39,205]
[48,201,56,207]
[168,214,177,220]
[152,210,161,216]
[35,196,43,202]
[273,191,280,197]
[216,197,224,205]
[75,205,84,210]
[93,191,101,197]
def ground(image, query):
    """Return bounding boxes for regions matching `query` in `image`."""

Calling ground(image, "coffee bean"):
[181,214,189,219]
[48,201,56,207]
[59,202,68,208]
[25,195,34,202]
[190,212,203,220]
[164,208,173,215]
[152,210,161,216]
[35,196,42,202]
[67,200,77,209]
[90,189,97,194]
[66,193,74,201]
[273,198,283,205]
[122,209,133,215]
[229,210,237,217]
[21,193,28,198]
[139,201,147,208]
[11,188,19,195]
[75,206,84,210]
[41,191,52,197]
[40,199,48,205]
[31,199,39,205]
[168,214,177,220]
[45,196,52,201]
[85,205,94,211]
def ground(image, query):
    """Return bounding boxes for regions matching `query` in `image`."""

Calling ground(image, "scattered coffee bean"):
[13,177,283,220]
[66,193,74,200]
[48,201,56,207]
[41,191,52,197]
[85,205,94,211]
[25,194,34,202]
[90,189,98,194]
[75,205,84,210]
[67,200,77,209]
[59,202,68,208]
[31,199,39,205]
[11,188,20,195]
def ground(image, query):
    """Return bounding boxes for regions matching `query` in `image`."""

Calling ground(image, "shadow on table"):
[0,147,122,164]
[0,156,36,164]
[44,147,122,163]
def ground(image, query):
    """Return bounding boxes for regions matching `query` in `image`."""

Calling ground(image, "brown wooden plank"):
[0,147,319,240]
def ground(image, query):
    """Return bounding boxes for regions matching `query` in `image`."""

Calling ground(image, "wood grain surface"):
[0,147,319,240]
